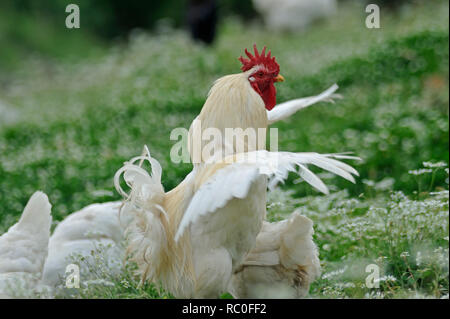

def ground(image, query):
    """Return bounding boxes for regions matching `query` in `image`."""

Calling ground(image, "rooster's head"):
[239,44,284,111]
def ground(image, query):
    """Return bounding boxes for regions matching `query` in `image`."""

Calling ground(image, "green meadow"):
[0,1,448,298]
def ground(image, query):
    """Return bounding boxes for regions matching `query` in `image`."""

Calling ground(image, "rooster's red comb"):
[238,44,280,73]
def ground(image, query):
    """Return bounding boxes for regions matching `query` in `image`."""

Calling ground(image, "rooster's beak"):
[274,74,285,82]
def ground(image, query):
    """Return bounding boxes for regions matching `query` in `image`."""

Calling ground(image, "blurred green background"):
[0,0,256,72]
[0,0,448,298]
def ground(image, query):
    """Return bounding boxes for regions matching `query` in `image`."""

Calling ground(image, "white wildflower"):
[374,177,395,191]
[375,275,397,283]
[334,282,356,289]
[400,251,410,258]
[408,169,432,175]
[416,251,422,266]
[362,179,375,187]
[423,161,447,168]
[322,266,348,280]
[84,279,115,287]
[121,280,130,288]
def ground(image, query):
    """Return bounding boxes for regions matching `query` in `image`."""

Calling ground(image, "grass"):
[0,1,448,298]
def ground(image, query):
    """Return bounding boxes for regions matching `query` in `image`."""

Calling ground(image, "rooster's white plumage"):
[115,148,358,298]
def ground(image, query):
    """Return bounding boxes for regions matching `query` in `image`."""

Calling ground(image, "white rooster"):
[0,192,52,298]
[115,148,358,298]
[37,75,339,295]
[113,46,354,298]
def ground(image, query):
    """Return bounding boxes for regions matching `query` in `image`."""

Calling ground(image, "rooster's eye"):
[257,71,264,77]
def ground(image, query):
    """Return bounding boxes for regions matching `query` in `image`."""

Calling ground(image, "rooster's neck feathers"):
[205,71,267,121]
[192,72,268,159]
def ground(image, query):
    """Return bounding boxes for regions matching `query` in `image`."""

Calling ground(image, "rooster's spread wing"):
[175,150,359,240]
[267,84,340,124]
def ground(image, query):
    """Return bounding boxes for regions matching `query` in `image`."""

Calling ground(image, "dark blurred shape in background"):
[0,0,255,40]
[187,0,218,45]
[0,0,257,69]
[0,0,427,71]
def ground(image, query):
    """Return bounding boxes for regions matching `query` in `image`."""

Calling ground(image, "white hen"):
[42,201,128,288]
[231,212,320,298]
[0,191,52,298]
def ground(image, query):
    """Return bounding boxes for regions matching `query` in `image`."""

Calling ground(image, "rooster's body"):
[117,148,358,298]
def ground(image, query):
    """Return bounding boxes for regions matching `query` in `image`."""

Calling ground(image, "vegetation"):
[0,1,448,298]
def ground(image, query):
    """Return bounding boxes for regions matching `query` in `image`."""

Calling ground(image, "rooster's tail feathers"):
[114,145,165,205]
[115,146,194,294]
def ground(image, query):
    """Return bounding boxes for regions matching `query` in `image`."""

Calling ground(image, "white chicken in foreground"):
[1,189,323,298]
[42,201,128,288]
[35,81,340,295]
[0,192,52,298]
[0,81,339,297]
[115,148,359,298]
[114,46,352,298]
